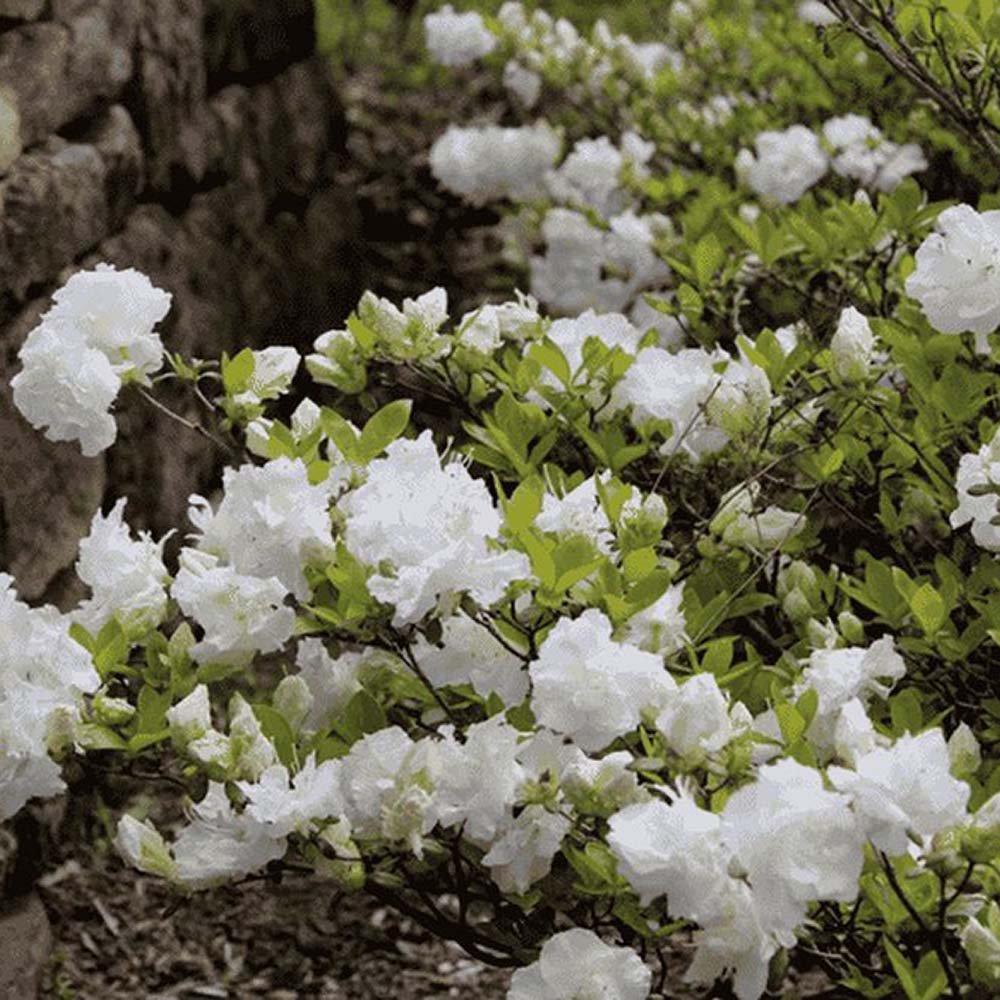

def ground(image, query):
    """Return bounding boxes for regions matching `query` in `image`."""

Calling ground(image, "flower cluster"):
[11,265,171,454]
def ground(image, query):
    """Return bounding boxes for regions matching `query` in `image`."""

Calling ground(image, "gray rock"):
[0,4,139,150]
[0,0,45,20]
[0,893,51,1000]
[0,105,143,305]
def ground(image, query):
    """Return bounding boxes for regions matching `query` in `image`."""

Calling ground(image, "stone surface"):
[133,0,207,190]
[0,104,143,309]
[0,893,51,1000]
[0,0,44,20]
[0,6,139,150]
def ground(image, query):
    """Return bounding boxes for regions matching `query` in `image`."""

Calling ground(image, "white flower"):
[424,5,496,66]
[608,791,730,915]
[822,115,925,192]
[735,126,828,204]
[829,306,877,382]
[291,639,365,733]
[529,609,673,752]
[621,583,687,655]
[11,265,172,455]
[508,929,651,1000]
[704,356,773,438]
[712,483,806,552]
[231,346,300,407]
[171,549,295,665]
[188,457,333,602]
[951,426,1000,550]
[948,722,982,778]
[74,498,170,635]
[227,694,278,781]
[456,307,503,355]
[721,759,864,937]
[796,636,906,755]
[482,804,571,894]
[530,209,670,316]
[166,684,213,743]
[833,698,879,765]
[656,673,737,761]
[629,296,685,350]
[608,346,731,461]
[339,727,440,855]
[906,204,1000,336]
[340,430,530,625]
[172,782,287,888]
[0,754,66,826]
[535,474,614,553]
[503,60,542,107]
[238,756,345,837]
[561,748,645,814]
[798,0,838,26]
[11,322,120,455]
[436,716,524,843]
[545,133,651,220]
[429,122,561,206]
[0,574,100,820]
[48,264,170,376]
[962,914,1000,988]
[684,880,777,1000]
[829,729,971,854]
[414,613,528,706]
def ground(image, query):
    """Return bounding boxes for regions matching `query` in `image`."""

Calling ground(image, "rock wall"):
[0,0,362,602]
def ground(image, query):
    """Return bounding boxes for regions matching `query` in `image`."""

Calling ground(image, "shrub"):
[6,1,1000,997]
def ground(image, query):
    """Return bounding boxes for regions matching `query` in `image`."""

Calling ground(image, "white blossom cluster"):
[736,117,926,204]
[11,264,172,455]
[339,430,530,625]
[0,575,100,822]
[529,208,671,316]
[428,121,562,206]
[608,344,774,461]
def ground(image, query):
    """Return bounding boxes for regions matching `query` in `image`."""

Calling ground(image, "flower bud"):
[93,690,136,726]
[962,911,1000,988]
[829,307,876,383]
[273,675,314,735]
[837,611,865,645]
[115,815,177,880]
[948,722,981,779]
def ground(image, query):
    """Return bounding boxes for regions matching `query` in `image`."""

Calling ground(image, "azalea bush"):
[7,0,1000,997]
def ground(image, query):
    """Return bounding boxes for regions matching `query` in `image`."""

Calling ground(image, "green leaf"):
[890,689,923,735]
[795,687,820,729]
[691,233,725,287]
[94,619,129,678]
[342,690,388,740]
[127,729,171,753]
[320,407,360,460]
[529,339,571,386]
[136,685,172,734]
[252,704,297,768]
[775,702,807,745]
[346,313,376,353]
[910,583,946,634]
[357,399,412,461]
[221,347,255,394]
[77,724,128,751]
[504,479,543,533]
[676,283,703,321]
